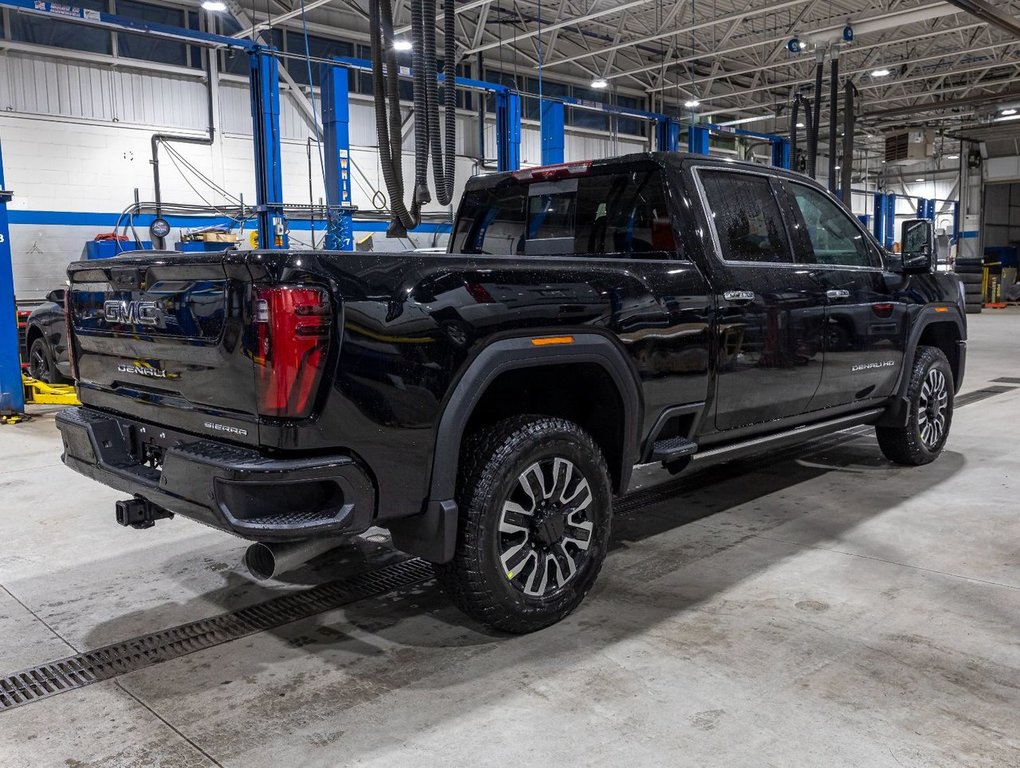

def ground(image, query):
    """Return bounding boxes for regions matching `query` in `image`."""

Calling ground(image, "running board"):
[651,436,699,463]
[692,408,884,464]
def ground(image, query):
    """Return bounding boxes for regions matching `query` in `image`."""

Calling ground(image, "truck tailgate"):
[67,253,260,445]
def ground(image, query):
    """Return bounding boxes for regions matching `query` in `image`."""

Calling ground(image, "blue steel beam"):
[321,64,356,250]
[250,50,287,249]
[655,119,680,152]
[688,125,710,156]
[0,140,23,415]
[540,100,565,166]
[0,0,256,49]
[496,91,521,172]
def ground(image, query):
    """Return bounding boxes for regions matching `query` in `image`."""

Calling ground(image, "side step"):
[650,436,699,463]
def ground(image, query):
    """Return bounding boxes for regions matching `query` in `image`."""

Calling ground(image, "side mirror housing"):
[898,219,934,273]
[46,288,66,305]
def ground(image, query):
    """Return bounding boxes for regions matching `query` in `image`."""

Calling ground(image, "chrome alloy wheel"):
[497,458,595,598]
[918,367,949,449]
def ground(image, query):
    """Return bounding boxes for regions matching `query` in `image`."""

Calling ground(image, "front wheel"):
[433,415,612,634]
[876,345,954,466]
[28,337,58,384]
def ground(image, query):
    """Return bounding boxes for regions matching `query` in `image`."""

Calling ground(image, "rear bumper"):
[55,407,376,542]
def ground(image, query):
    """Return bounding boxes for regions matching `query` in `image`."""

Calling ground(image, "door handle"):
[723,290,755,304]
[826,289,851,300]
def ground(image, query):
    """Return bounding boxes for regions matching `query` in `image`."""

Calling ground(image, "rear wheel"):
[433,415,612,633]
[876,345,953,466]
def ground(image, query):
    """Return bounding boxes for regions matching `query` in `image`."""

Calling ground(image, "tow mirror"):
[899,219,934,273]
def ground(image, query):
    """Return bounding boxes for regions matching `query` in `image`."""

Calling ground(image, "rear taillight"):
[63,290,78,380]
[253,286,331,419]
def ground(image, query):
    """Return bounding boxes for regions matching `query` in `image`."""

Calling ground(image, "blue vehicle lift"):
[872,192,898,250]
[0,140,21,417]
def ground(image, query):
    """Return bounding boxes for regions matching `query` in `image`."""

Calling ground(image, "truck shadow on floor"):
[71,432,967,758]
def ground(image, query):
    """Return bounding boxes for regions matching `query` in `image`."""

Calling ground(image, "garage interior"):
[1,0,1019,766]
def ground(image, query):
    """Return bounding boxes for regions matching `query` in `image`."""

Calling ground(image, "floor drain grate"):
[0,558,434,713]
[955,385,1017,408]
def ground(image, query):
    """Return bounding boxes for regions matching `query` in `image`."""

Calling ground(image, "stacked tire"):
[954,259,983,315]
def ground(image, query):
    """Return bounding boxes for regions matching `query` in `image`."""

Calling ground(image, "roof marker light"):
[512,161,592,182]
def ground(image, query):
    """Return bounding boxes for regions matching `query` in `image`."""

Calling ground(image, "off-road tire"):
[433,415,612,634]
[876,345,954,465]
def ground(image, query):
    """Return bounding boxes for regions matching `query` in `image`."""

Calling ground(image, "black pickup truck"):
[56,153,966,633]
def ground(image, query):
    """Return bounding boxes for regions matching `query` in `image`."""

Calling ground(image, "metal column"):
[655,118,680,153]
[0,139,22,416]
[540,100,565,166]
[884,193,897,249]
[321,63,356,250]
[495,91,521,172]
[250,50,287,249]
[688,125,710,156]
[771,138,791,170]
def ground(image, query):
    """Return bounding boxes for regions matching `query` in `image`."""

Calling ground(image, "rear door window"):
[698,170,793,264]
[452,166,678,259]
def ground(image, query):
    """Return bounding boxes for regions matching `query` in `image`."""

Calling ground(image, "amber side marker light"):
[531,336,575,347]
[934,307,950,313]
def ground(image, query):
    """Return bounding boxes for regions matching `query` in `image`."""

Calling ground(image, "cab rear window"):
[452,167,678,259]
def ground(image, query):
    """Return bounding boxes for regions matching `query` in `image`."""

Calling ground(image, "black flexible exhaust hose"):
[370,0,420,236]
[827,55,839,193]
[411,0,431,206]
[808,57,823,179]
[789,97,800,164]
[422,0,457,206]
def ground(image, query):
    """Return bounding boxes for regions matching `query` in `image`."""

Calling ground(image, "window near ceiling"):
[700,170,792,264]
[284,31,353,86]
[616,94,644,137]
[569,84,610,131]
[218,16,283,76]
[11,0,111,55]
[115,0,194,67]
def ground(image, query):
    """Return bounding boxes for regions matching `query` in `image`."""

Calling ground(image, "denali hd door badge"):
[851,361,896,372]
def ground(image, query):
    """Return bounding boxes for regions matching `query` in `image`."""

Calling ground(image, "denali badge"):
[852,361,896,372]
[117,363,169,378]
[204,421,248,437]
[104,300,159,326]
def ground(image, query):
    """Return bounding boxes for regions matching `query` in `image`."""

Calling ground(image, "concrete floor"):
[2,312,1019,768]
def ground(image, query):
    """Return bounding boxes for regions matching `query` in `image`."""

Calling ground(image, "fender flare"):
[878,307,966,427]
[388,332,642,563]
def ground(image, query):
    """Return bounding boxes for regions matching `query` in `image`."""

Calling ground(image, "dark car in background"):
[24,288,70,384]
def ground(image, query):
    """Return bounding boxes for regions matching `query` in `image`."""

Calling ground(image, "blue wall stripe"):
[6,210,452,234]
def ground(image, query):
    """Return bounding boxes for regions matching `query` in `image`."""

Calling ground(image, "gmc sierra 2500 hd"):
[56,153,966,633]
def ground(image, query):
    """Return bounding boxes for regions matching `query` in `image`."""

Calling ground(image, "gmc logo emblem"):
[103,300,160,326]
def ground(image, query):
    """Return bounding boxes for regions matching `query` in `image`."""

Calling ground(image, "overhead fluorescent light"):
[684,99,700,108]
[393,39,413,51]
[201,0,227,10]
[871,68,891,77]
[946,154,960,160]
[796,122,805,128]
[591,78,608,89]
[915,177,924,182]
[718,114,775,127]
[1003,108,1018,116]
